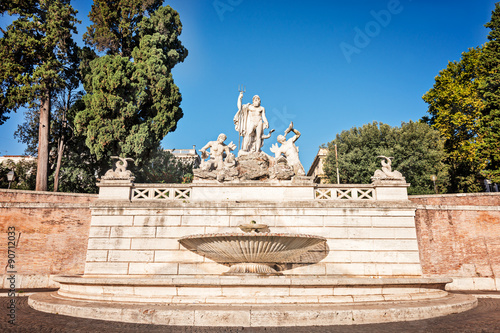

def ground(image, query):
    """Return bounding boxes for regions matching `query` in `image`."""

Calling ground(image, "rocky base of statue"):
[237,152,271,180]
[193,152,301,183]
[269,156,295,181]
[193,164,239,182]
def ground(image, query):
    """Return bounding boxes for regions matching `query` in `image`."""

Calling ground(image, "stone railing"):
[98,180,408,201]
[314,185,375,200]
[130,184,376,201]
[131,184,191,201]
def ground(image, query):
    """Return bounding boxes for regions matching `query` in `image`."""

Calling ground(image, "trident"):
[237,85,246,151]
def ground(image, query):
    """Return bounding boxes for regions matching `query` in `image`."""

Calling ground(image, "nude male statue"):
[270,122,306,176]
[199,133,236,171]
[233,91,269,154]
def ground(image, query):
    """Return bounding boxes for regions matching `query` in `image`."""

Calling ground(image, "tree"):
[134,148,194,184]
[75,3,188,167]
[0,158,37,190]
[83,0,162,57]
[422,47,485,192]
[14,92,103,194]
[479,3,500,183]
[0,0,80,191]
[323,121,448,195]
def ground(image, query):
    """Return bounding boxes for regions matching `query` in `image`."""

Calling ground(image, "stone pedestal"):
[97,179,134,200]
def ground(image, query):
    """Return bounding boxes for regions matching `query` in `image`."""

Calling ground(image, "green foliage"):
[0,1,76,101]
[75,4,187,168]
[52,152,100,193]
[479,3,500,183]
[0,159,37,190]
[323,121,448,195]
[422,47,485,192]
[182,173,194,184]
[14,90,103,194]
[0,0,80,121]
[0,0,80,190]
[83,0,162,57]
[134,149,194,184]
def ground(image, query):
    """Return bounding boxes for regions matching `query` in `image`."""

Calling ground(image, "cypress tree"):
[75,2,187,165]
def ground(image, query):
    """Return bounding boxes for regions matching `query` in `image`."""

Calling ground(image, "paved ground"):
[1,293,499,333]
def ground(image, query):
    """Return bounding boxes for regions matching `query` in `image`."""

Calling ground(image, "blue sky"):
[0,0,496,171]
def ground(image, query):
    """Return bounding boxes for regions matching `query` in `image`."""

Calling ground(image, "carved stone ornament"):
[371,156,405,183]
[102,156,135,180]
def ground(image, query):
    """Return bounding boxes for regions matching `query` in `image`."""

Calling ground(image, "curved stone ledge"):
[51,275,453,304]
[29,292,477,326]
[54,275,451,286]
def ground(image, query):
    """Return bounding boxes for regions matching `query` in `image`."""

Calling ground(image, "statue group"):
[102,89,405,184]
[194,90,306,182]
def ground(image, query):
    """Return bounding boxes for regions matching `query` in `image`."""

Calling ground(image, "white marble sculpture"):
[270,122,306,176]
[233,90,269,154]
[199,133,237,171]
[102,156,135,180]
[372,156,404,179]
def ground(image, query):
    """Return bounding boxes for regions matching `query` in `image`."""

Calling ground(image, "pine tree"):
[0,0,80,191]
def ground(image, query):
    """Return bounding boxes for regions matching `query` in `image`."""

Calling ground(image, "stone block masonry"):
[1,188,499,290]
[85,181,422,277]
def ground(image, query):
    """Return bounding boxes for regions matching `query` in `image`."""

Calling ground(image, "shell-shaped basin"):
[178,233,327,267]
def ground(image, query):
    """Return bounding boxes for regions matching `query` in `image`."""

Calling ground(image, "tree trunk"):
[53,138,64,192]
[36,93,50,191]
[53,97,68,192]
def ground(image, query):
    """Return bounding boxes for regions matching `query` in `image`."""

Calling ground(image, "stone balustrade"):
[314,185,375,200]
[102,180,408,202]
[132,185,191,200]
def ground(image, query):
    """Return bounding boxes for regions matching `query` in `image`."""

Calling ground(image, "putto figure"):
[233,89,269,154]
[270,122,306,176]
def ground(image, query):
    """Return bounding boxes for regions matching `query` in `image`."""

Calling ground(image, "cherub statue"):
[270,122,305,176]
[199,133,237,171]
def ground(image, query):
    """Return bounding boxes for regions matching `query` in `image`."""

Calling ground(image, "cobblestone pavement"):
[1,294,499,333]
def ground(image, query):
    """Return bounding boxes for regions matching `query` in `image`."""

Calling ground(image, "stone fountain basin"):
[178,232,327,265]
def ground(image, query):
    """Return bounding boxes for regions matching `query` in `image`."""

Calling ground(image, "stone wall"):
[1,189,499,290]
[410,193,500,290]
[0,189,97,288]
[85,199,421,277]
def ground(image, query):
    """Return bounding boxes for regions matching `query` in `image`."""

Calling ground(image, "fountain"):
[28,90,477,327]
[179,223,327,275]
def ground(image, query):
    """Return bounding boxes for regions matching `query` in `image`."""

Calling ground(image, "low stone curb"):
[29,292,477,327]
